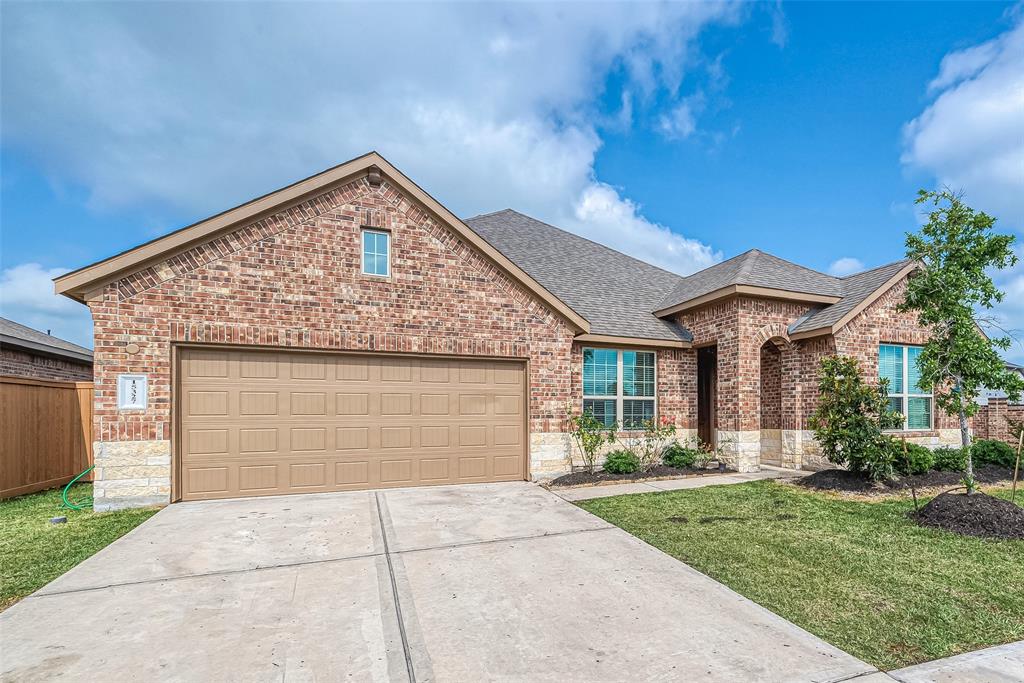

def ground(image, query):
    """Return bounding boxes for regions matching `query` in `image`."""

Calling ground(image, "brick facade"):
[82,167,951,507]
[88,175,578,509]
[0,347,92,382]
[974,398,1024,445]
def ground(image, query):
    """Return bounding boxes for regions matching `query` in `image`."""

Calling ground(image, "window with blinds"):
[582,348,656,429]
[879,344,932,430]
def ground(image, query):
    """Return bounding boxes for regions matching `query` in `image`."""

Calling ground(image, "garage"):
[178,347,527,501]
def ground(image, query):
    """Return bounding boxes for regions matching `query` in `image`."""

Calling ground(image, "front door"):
[697,346,717,448]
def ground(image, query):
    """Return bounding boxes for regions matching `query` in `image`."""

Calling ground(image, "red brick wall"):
[670,283,946,434]
[676,299,740,429]
[0,347,92,382]
[974,398,1024,445]
[88,175,577,445]
[833,277,959,432]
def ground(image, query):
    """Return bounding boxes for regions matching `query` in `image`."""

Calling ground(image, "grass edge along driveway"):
[577,480,1024,671]
[0,483,158,610]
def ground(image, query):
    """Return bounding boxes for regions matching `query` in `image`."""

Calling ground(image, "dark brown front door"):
[697,346,717,448]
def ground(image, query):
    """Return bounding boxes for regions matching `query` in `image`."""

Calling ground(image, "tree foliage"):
[899,189,1024,490]
[809,355,903,481]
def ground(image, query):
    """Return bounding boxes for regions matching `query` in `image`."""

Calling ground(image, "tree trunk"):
[955,378,975,494]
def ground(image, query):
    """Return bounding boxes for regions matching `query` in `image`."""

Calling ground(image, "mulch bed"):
[911,491,1024,540]
[548,464,732,488]
[795,465,1016,494]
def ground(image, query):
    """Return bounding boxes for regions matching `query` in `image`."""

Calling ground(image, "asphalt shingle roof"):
[0,317,93,363]
[463,209,911,342]
[788,260,913,334]
[658,249,844,311]
[466,210,692,341]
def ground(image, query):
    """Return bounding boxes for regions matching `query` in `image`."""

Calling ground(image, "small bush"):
[932,447,967,472]
[809,355,902,481]
[971,439,1017,468]
[662,443,698,469]
[603,450,640,474]
[896,442,935,475]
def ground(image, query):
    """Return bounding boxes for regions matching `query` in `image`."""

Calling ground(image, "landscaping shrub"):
[566,403,610,474]
[971,439,1017,469]
[896,441,935,476]
[603,450,640,474]
[932,446,967,472]
[809,355,902,481]
[662,443,698,469]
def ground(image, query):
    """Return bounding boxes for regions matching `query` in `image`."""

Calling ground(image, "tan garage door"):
[177,348,526,501]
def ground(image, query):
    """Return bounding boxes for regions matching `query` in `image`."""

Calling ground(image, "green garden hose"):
[62,465,95,510]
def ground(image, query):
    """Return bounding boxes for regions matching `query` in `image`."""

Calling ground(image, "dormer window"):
[362,229,390,277]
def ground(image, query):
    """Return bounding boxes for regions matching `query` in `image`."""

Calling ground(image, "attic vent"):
[367,165,382,187]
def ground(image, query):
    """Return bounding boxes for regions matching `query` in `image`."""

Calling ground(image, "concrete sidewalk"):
[887,640,1024,682]
[551,464,801,501]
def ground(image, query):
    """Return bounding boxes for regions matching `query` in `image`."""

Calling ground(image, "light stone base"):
[93,440,172,511]
[760,429,783,466]
[716,430,761,473]
[530,432,573,480]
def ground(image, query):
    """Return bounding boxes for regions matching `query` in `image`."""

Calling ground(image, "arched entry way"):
[759,338,784,466]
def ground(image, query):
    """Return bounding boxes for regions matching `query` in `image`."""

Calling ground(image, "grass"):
[577,480,1024,671]
[0,483,158,610]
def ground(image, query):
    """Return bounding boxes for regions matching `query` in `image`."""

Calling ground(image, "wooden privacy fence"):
[0,376,93,499]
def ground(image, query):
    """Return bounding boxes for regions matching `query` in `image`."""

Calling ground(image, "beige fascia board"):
[574,333,691,349]
[653,284,842,318]
[788,262,920,341]
[52,152,590,333]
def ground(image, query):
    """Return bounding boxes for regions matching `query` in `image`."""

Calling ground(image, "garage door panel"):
[179,349,526,500]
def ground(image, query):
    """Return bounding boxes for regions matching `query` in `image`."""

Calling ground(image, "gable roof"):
[53,152,589,333]
[788,260,917,338]
[466,210,692,343]
[654,249,844,316]
[51,150,914,346]
[0,317,93,364]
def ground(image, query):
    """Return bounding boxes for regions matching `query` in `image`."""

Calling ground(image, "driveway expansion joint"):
[27,550,386,600]
[375,491,418,683]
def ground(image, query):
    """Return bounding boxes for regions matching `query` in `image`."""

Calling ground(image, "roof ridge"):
[463,208,515,222]
[467,208,689,282]
[840,258,912,280]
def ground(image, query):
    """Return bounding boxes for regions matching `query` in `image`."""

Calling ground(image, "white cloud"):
[0,263,93,348]
[902,18,1024,230]
[573,183,720,272]
[902,16,1024,362]
[657,97,701,140]
[1,2,739,279]
[827,257,865,277]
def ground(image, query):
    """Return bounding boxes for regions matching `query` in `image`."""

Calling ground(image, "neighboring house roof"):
[466,210,692,343]
[0,317,93,364]
[788,260,917,338]
[53,152,589,333]
[655,249,844,315]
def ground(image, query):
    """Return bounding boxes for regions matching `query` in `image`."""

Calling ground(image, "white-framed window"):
[361,229,390,277]
[879,343,932,430]
[582,348,656,430]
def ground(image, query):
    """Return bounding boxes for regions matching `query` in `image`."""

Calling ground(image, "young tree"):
[900,189,1024,492]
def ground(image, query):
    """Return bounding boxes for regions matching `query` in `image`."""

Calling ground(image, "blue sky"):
[2,1,1022,355]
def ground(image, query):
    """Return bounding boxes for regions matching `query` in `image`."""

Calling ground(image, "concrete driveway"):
[1,482,878,682]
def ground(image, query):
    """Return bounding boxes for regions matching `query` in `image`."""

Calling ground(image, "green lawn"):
[0,484,158,610]
[578,481,1024,671]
